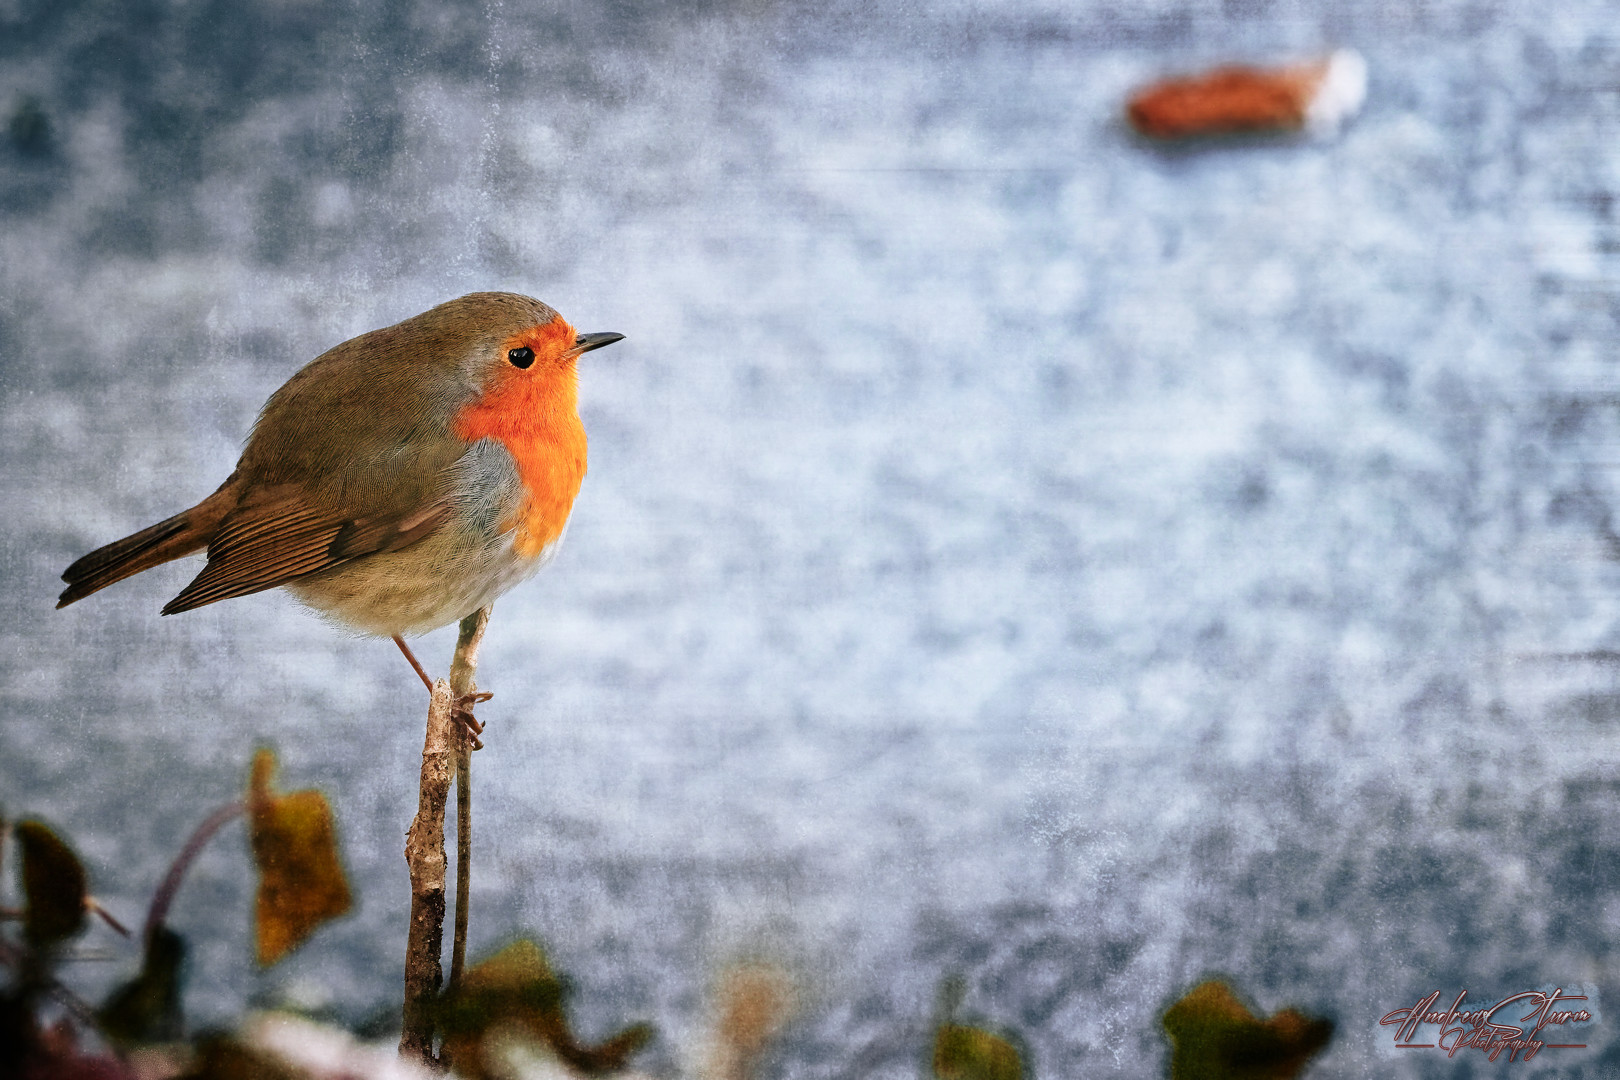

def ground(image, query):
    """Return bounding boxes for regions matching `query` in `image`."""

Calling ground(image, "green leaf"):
[934,1023,1024,1080]
[438,939,654,1077]
[247,750,352,966]
[98,926,186,1045]
[15,821,86,945]
[1162,980,1333,1080]
[436,938,563,1036]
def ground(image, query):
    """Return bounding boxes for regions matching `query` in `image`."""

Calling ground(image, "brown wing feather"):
[57,473,246,608]
[161,485,453,615]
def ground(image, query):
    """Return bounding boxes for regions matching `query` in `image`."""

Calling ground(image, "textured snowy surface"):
[3,1,1620,1075]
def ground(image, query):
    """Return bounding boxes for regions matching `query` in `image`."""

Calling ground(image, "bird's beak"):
[571,332,625,356]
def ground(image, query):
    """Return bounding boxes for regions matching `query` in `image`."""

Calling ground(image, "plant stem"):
[447,605,490,992]
[143,801,245,949]
[400,678,454,1063]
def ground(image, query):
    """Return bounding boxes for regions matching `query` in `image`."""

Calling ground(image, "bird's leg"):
[392,635,435,693]
[395,633,487,748]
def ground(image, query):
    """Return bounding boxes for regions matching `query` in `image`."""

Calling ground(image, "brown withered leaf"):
[438,939,653,1077]
[247,749,352,966]
[1162,980,1333,1080]
[933,1023,1024,1080]
[15,821,87,945]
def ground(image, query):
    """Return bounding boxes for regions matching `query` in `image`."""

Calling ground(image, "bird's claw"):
[452,710,484,751]
[453,690,494,751]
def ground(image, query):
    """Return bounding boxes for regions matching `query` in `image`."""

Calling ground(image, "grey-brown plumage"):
[59,292,622,636]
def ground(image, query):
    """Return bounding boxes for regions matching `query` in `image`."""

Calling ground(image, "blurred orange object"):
[1128,50,1366,139]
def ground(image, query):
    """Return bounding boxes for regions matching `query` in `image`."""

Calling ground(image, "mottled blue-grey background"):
[3,0,1619,1075]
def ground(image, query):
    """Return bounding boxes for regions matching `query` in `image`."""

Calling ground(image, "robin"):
[57,292,623,741]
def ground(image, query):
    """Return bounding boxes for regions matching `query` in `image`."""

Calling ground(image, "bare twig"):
[87,899,130,938]
[144,801,246,949]
[401,677,454,1063]
[447,605,490,993]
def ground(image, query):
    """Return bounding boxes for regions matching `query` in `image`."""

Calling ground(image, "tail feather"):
[57,472,244,609]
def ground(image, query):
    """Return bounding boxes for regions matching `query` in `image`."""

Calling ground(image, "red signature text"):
[1380,989,1591,1062]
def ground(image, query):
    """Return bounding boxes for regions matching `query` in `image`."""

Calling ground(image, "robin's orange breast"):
[450,322,588,559]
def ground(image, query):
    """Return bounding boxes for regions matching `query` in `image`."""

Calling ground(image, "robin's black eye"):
[507,346,535,369]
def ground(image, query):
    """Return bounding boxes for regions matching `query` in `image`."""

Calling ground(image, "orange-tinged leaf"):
[1162,980,1333,1080]
[934,1023,1024,1080]
[708,962,796,1080]
[15,821,87,945]
[247,749,352,965]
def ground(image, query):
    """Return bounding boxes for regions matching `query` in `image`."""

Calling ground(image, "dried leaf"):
[933,1023,1024,1080]
[439,939,653,1077]
[575,1024,656,1075]
[247,750,352,966]
[1162,980,1333,1080]
[15,821,87,945]
[98,926,186,1045]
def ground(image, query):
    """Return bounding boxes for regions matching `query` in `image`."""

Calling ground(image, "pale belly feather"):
[286,439,566,636]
